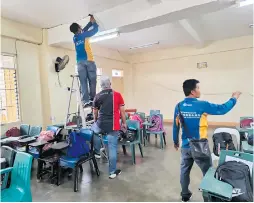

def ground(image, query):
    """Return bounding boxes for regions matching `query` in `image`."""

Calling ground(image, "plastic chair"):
[146,114,166,149]
[1,151,33,202]
[135,112,146,121]
[20,124,30,136]
[150,110,160,116]
[1,146,16,189]
[199,150,253,201]
[211,128,241,165]
[121,120,144,165]
[59,129,100,192]
[29,126,42,137]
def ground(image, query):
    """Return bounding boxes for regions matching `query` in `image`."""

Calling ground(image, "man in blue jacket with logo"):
[173,79,241,202]
[70,15,99,108]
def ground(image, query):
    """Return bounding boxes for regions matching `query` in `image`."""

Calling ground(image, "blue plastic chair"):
[20,124,30,136]
[121,120,144,164]
[29,126,42,137]
[59,129,100,192]
[150,110,160,116]
[146,114,166,149]
[1,151,33,202]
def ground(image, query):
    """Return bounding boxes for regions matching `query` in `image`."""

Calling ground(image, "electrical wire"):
[57,72,62,87]
[140,75,254,97]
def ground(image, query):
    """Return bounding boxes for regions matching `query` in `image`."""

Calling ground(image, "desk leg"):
[25,144,30,153]
[122,145,127,155]
[143,126,146,146]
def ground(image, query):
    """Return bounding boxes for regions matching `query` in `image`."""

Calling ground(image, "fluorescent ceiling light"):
[94,28,118,37]
[90,32,119,43]
[129,42,160,50]
[238,0,254,7]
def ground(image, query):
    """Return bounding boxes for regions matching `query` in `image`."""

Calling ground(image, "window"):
[96,67,102,93]
[112,69,123,77]
[0,55,20,124]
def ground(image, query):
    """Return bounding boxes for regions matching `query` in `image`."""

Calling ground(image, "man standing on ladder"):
[70,15,99,108]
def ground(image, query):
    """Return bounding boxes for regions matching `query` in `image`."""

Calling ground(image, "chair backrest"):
[29,126,42,136]
[20,124,30,136]
[66,130,91,157]
[149,114,164,132]
[240,117,254,128]
[11,152,33,191]
[214,128,240,151]
[79,128,93,142]
[219,150,253,179]
[135,112,145,121]
[126,120,141,141]
[150,110,160,116]
[1,146,16,167]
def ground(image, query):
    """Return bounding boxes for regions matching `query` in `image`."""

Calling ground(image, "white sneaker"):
[109,173,117,179]
[109,169,121,179]
[95,153,101,159]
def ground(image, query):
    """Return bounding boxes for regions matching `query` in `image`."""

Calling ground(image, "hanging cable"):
[140,75,254,97]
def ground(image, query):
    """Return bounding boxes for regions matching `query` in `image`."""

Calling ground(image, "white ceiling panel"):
[1,0,132,28]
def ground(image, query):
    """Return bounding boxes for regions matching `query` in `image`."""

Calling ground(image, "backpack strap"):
[177,103,192,139]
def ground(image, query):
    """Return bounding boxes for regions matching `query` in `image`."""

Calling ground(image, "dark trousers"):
[180,148,212,198]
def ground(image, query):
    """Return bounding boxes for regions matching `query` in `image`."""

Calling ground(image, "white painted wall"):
[128,36,253,122]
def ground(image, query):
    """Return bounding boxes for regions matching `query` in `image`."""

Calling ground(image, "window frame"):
[0,53,21,125]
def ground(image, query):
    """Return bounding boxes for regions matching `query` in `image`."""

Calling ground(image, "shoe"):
[181,193,192,202]
[83,102,92,108]
[109,173,117,179]
[109,169,122,179]
[95,153,101,159]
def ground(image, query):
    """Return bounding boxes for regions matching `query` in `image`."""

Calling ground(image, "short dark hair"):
[70,23,80,34]
[183,79,199,96]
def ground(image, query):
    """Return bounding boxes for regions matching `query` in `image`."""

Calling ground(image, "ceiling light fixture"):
[90,32,119,43]
[129,41,160,50]
[238,0,254,7]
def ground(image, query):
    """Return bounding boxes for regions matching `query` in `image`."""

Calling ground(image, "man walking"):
[173,79,241,202]
[92,76,127,179]
[70,15,99,108]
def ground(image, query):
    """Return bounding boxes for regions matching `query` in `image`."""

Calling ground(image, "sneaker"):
[109,169,122,179]
[95,153,101,159]
[109,173,117,179]
[181,193,192,202]
[83,102,92,108]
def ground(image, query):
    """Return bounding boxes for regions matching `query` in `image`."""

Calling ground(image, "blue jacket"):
[73,22,99,62]
[173,97,237,148]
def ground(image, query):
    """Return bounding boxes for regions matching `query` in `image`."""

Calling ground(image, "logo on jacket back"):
[75,40,84,46]
[183,103,192,107]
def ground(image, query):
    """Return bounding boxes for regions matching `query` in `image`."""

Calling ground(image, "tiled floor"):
[31,125,216,202]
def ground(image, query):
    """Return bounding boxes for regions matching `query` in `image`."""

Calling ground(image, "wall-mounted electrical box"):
[197,62,208,69]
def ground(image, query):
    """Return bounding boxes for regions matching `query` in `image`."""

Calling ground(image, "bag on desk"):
[215,161,253,202]
[213,132,236,156]
[247,134,253,146]
[5,127,20,137]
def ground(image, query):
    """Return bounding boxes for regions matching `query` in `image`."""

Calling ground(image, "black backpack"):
[213,132,236,156]
[215,161,253,202]
[247,134,253,146]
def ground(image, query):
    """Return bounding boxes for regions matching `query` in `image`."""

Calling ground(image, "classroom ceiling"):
[97,4,253,52]
[1,0,133,28]
[1,0,253,52]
